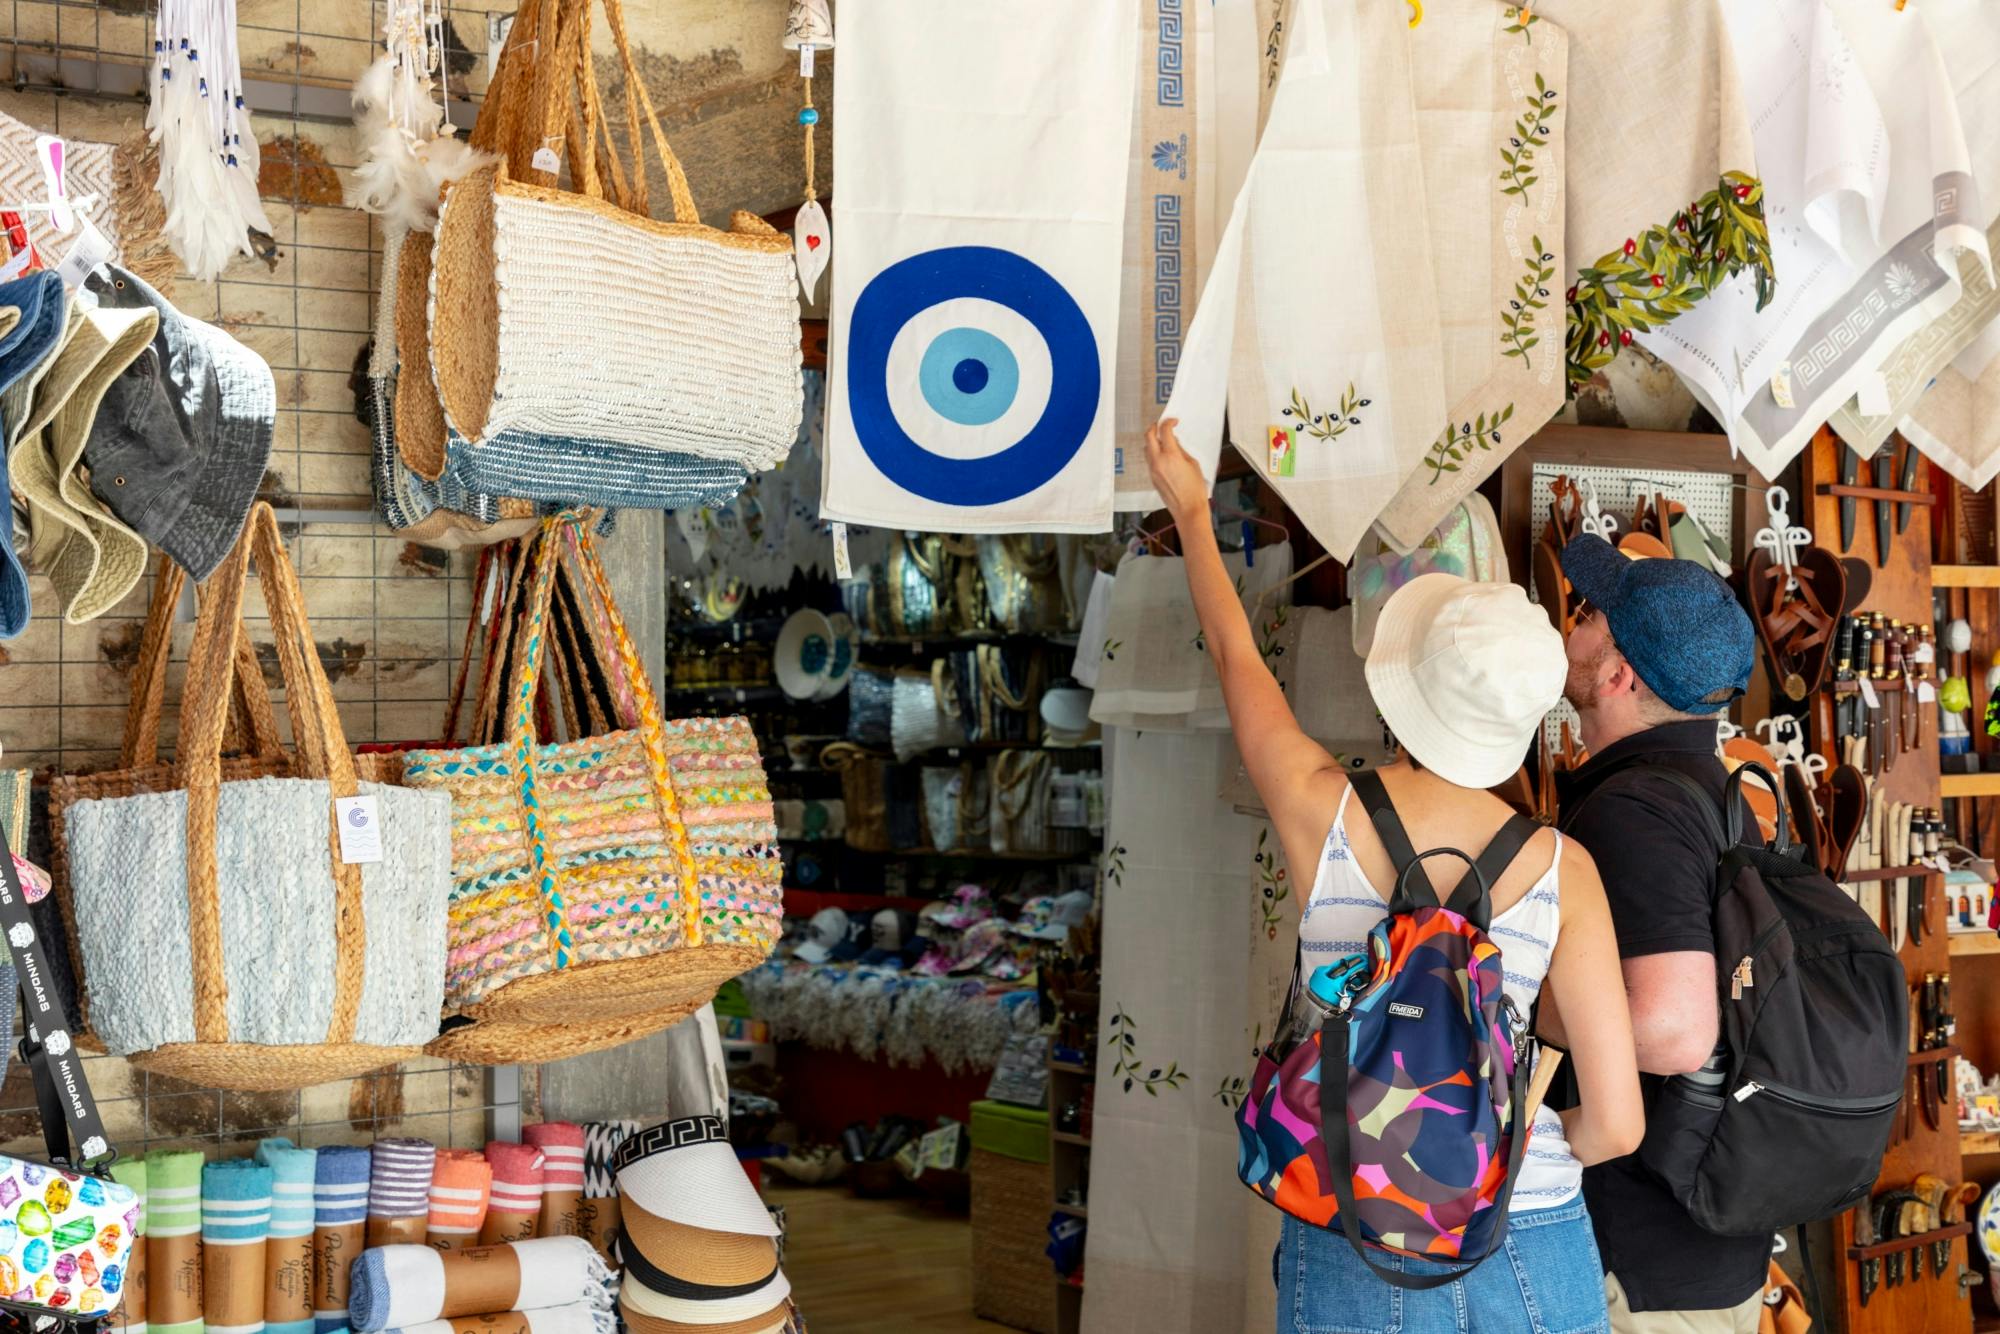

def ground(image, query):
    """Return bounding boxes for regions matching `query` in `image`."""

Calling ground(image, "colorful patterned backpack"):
[1235,771,1543,1288]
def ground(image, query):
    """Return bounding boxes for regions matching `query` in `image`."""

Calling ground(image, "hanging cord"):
[802,78,818,202]
[1248,551,1335,623]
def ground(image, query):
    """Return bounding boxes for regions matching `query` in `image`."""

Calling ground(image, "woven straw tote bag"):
[429,0,801,473]
[63,506,454,1090]
[425,998,702,1066]
[401,514,783,1025]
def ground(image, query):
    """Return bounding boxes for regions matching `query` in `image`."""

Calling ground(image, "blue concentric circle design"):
[848,245,1098,506]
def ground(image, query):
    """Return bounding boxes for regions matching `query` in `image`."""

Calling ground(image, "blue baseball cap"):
[1559,533,1754,715]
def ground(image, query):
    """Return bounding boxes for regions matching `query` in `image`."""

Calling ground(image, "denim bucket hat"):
[0,271,71,635]
[84,264,275,580]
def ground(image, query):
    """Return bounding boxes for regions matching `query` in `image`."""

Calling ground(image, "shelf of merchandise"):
[1949,932,2000,958]
[1933,566,2000,589]
[1940,773,2000,798]
[1048,1054,1094,1334]
[1965,1130,2000,1156]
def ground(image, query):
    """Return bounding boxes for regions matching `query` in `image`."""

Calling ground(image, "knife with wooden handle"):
[1840,447,1860,551]
[1896,440,1920,533]
[1874,447,1895,566]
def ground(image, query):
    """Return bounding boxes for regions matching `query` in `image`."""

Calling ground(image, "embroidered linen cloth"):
[1899,318,2000,488]
[1639,0,1988,475]
[1088,542,1293,732]
[1159,0,1447,562]
[1110,0,1259,509]
[821,1,1138,532]
[1372,1,1570,550]
[1826,0,2000,455]
[1525,0,1774,392]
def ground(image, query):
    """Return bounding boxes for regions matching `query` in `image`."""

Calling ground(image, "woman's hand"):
[1145,417,1210,524]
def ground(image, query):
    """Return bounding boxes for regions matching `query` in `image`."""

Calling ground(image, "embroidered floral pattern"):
[1257,605,1290,667]
[1282,384,1371,443]
[1565,171,1775,388]
[1503,5,1537,42]
[1500,76,1557,201]
[1502,239,1555,365]
[1103,842,1128,889]
[1255,826,1290,939]
[1883,261,1921,305]
[1102,637,1122,662]
[1109,1006,1188,1096]
[1424,405,1516,484]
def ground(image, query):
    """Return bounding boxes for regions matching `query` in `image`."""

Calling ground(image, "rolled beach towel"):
[312,1146,370,1334]
[371,1304,612,1334]
[201,1159,273,1334]
[147,1149,204,1334]
[109,1157,149,1334]
[348,1238,613,1333]
[576,1123,637,1263]
[423,1152,491,1252]
[479,1144,544,1245]
[367,1140,436,1248]
[255,1140,316,1334]
[523,1125,584,1238]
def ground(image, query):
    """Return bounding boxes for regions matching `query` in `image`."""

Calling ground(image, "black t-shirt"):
[1556,720,1769,1314]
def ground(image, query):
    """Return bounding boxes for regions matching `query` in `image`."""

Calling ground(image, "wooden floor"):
[773,1181,1018,1333]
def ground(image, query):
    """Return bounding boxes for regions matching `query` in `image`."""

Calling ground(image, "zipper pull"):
[1733,1080,1763,1103]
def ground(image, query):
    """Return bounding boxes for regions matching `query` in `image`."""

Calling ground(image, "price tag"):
[800,44,816,77]
[1770,362,1795,410]
[1910,640,1936,664]
[1919,681,1937,703]
[831,521,852,579]
[531,145,562,174]
[0,247,31,284]
[1856,371,1891,418]
[53,216,113,290]
[334,795,384,865]
[1859,677,1880,710]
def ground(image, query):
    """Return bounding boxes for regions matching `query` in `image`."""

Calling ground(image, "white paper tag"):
[1911,640,1936,664]
[800,45,816,77]
[1856,371,1892,418]
[1859,677,1881,710]
[0,247,31,283]
[334,794,384,865]
[531,145,562,174]
[53,216,112,290]
[478,557,502,624]
[1919,680,1937,703]
[1770,362,1795,410]
[1933,854,1953,877]
[831,521,852,579]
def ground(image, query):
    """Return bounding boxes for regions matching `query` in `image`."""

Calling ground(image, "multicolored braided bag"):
[402,514,782,1024]
[1235,771,1540,1290]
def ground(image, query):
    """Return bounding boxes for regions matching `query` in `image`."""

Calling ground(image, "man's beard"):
[1563,641,1614,712]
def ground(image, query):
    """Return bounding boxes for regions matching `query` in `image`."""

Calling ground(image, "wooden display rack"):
[1805,429,1974,1334]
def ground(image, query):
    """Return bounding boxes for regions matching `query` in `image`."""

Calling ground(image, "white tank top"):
[1296,785,1582,1211]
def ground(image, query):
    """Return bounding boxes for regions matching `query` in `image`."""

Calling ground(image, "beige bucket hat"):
[12,298,160,624]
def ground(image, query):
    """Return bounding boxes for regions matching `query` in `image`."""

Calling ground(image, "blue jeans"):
[1278,1197,1610,1334]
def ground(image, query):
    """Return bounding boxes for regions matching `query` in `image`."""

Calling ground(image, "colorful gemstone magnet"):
[0,1256,21,1292]
[76,1251,97,1287]
[100,1264,120,1295]
[42,1180,70,1214]
[50,1253,73,1284]
[22,1239,48,1273]
[0,1179,21,1209]
[95,1224,121,1257]
[33,1274,53,1301]
[17,1203,50,1236]
[75,1178,102,1209]
[50,1219,95,1249]
[47,1286,69,1307]
[22,1165,47,1188]
[78,1289,100,1313]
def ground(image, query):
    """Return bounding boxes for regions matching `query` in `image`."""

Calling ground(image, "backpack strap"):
[1349,772,1544,930]
[1561,757,1789,859]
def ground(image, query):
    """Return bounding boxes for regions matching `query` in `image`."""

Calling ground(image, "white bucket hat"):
[1363,573,1565,790]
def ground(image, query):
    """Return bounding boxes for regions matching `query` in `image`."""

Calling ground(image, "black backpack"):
[1574,760,1906,1237]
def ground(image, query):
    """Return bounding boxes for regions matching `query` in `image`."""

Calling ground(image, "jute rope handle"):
[439,543,503,748]
[507,515,703,965]
[175,503,366,1047]
[474,536,538,745]
[992,749,1047,822]
[557,523,643,729]
[120,554,283,769]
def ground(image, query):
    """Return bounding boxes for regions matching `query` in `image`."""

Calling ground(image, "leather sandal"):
[1827,762,1867,882]
[1782,763,1827,874]
[1721,737,1780,843]
[1747,545,1847,701]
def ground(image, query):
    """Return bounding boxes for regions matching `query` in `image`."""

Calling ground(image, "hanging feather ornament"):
[783,0,832,301]
[347,0,492,234]
[148,0,272,281]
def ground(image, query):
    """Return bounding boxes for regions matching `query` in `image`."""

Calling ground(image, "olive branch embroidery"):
[1110,1006,1187,1096]
[1502,239,1555,366]
[1102,843,1127,889]
[1102,637,1122,662]
[1216,1025,1266,1108]
[1500,74,1557,200]
[1254,826,1290,939]
[1503,5,1536,41]
[1566,172,1775,388]
[1424,405,1516,485]
[1281,384,1371,443]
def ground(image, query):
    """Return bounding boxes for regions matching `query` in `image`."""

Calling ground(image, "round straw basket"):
[464,949,768,1026]
[426,999,703,1065]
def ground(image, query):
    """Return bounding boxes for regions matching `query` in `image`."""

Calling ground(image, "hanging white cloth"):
[1158,0,1447,562]
[1898,314,2000,489]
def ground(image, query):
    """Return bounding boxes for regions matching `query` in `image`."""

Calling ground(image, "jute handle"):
[175,503,366,1047]
[121,555,284,769]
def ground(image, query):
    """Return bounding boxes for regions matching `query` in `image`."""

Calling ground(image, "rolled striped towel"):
[312,1146,371,1334]
[348,1239,613,1333]
[367,1140,436,1249]
[146,1149,205,1334]
[422,1152,491,1252]
[202,1160,273,1334]
[579,1123,638,1200]
[523,1125,584,1238]
[255,1141,316,1334]
[479,1144,544,1245]
[372,1305,613,1334]
[109,1158,148,1334]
